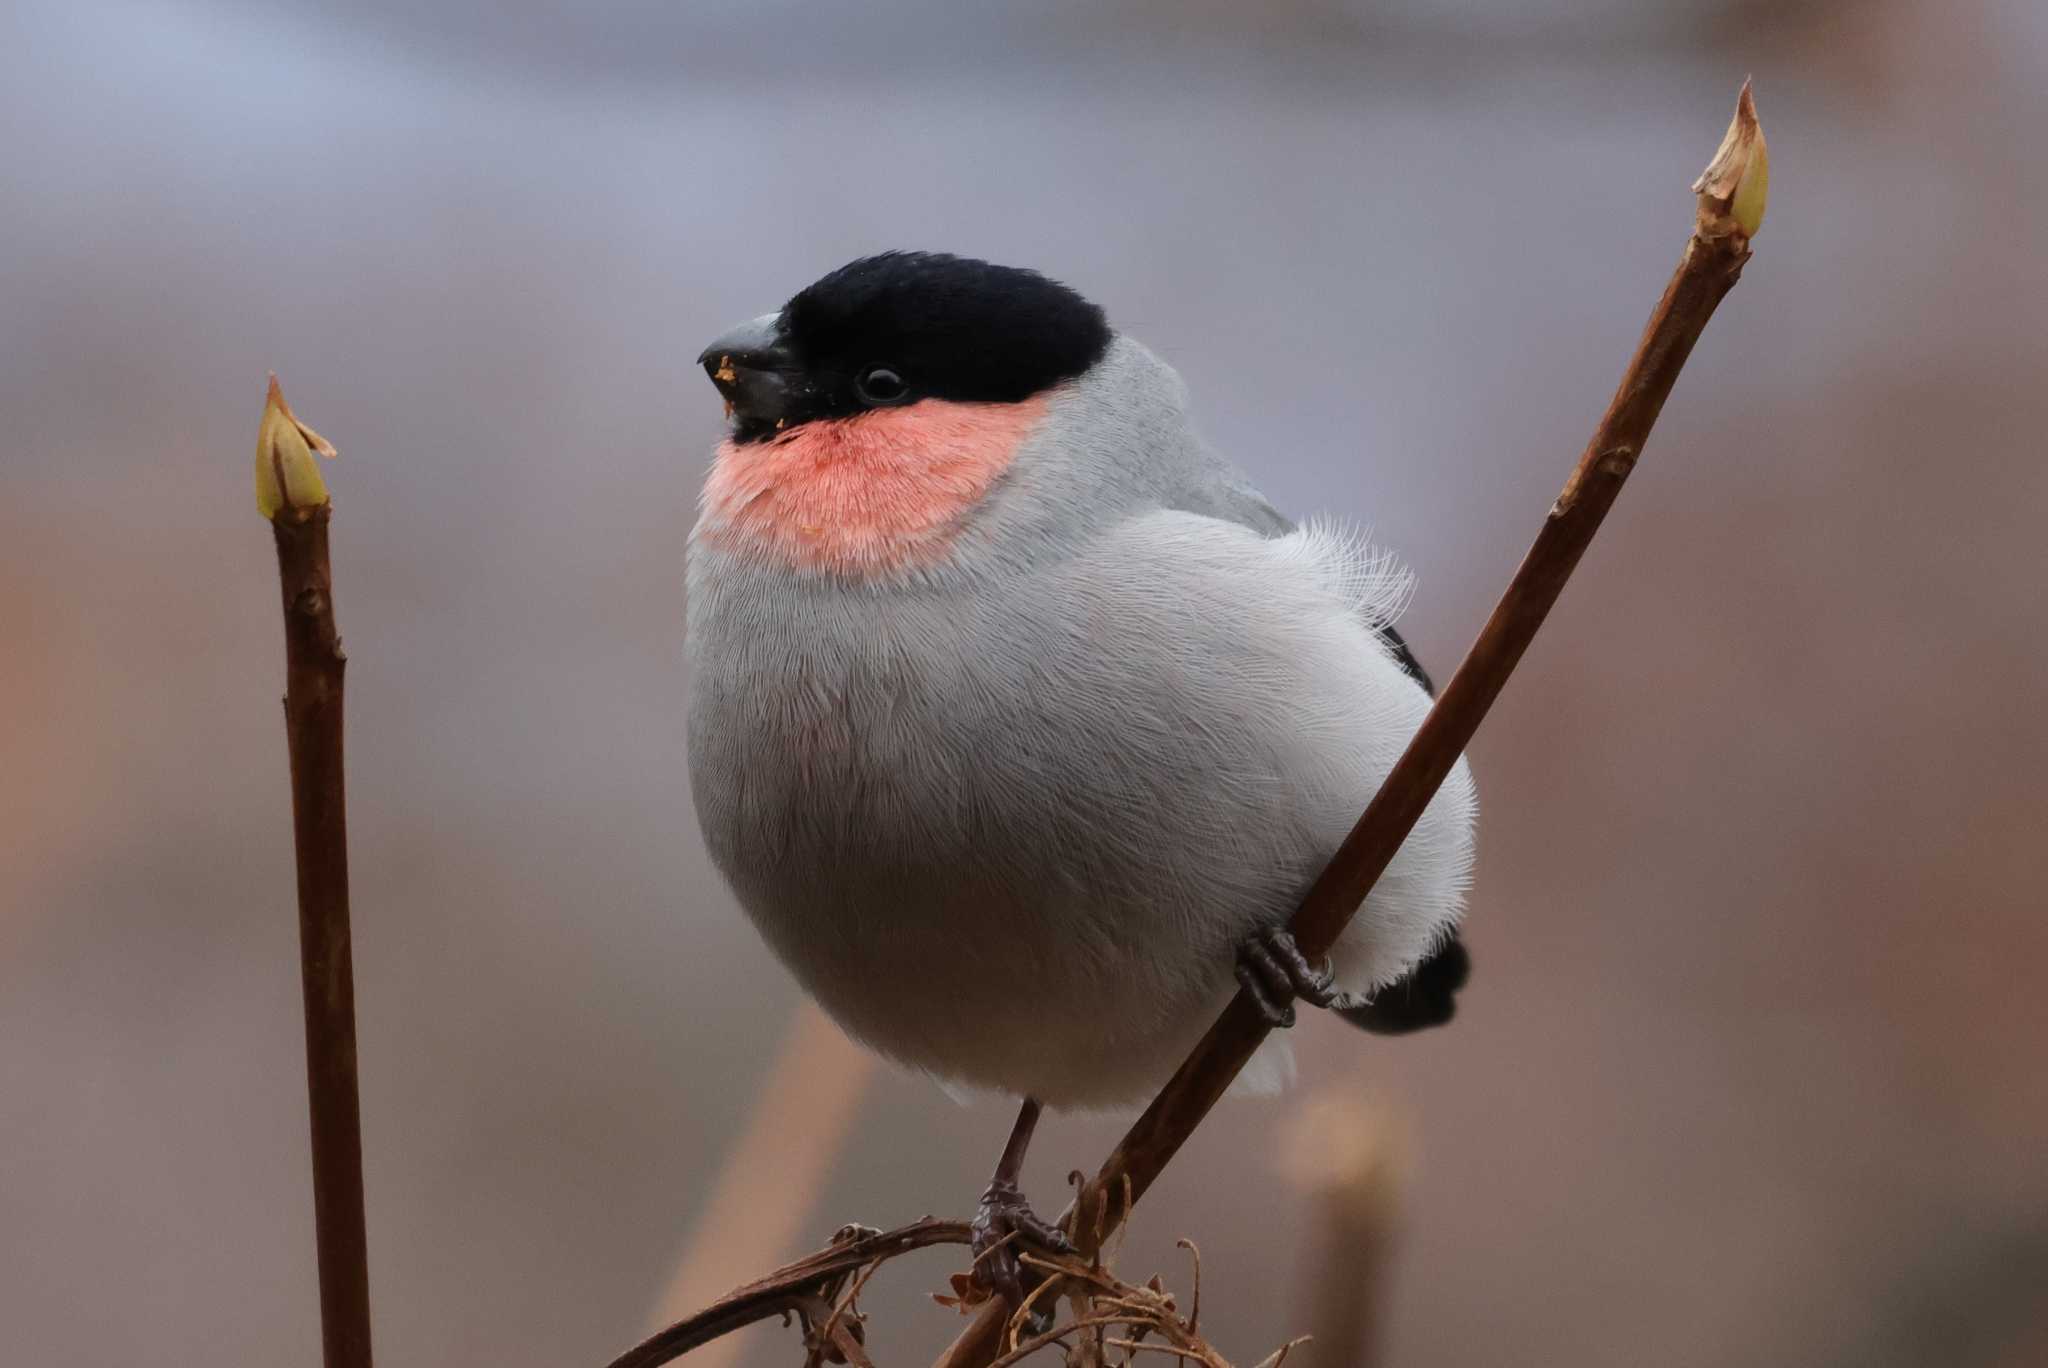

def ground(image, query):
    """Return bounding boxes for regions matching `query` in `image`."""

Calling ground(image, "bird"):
[685,251,1477,1303]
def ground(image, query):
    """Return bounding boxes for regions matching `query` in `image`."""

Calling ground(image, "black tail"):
[1375,623,1434,694]
[1338,935,1470,1036]
[1342,630,1469,1036]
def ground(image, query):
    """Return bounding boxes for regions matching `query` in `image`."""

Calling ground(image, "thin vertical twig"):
[258,375,372,1368]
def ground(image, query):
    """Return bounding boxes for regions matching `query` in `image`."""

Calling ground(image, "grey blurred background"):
[4,1,2045,1365]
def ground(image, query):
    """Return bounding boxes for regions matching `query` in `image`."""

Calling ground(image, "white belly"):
[685,516,1475,1106]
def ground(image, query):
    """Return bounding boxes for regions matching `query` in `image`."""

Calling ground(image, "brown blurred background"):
[3,1,2044,1364]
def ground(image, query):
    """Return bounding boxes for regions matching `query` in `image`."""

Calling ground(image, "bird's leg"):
[970,1097,1073,1308]
[1234,924,1375,1027]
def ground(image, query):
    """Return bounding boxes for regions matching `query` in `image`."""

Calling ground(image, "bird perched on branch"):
[686,252,1476,1302]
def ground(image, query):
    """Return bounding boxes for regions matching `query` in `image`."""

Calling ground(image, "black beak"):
[698,314,799,433]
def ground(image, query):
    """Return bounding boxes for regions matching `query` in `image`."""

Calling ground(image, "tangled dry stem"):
[604,1188,1298,1366]
[975,1245,1303,1368]
[943,1182,1307,1367]
[603,1221,968,1368]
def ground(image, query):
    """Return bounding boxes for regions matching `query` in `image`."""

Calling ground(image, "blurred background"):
[4,1,2045,1364]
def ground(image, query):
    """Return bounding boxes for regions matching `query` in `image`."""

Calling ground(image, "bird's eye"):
[856,366,909,405]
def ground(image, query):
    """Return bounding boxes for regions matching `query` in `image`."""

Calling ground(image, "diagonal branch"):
[932,78,1769,1368]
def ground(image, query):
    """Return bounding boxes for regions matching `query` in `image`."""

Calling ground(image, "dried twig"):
[608,1213,1294,1366]
[975,1246,1266,1368]
[1246,1338,1311,1368]
[795,1292,878,1368]
[256,376,372,1368]
[811,1247,889,1364]
[603,1220,972,1368]
[934,79,1768,1368]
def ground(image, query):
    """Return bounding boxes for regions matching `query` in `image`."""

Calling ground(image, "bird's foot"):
[970,1178,1074,1312]
[1234,925,1372,1027]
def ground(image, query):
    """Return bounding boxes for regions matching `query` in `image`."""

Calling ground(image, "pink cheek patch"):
[698,396,1048,577]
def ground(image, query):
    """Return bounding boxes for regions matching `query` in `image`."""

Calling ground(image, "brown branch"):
[606,1215,1294,1365]
[795,1292,879,1368]
[934,80,1769,1368]
[259,376,373,1368]
[603,1219,973,1368]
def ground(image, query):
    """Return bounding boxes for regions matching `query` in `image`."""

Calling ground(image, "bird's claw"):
[1234,925,1371,1027]
[970,1179,1073,1314]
